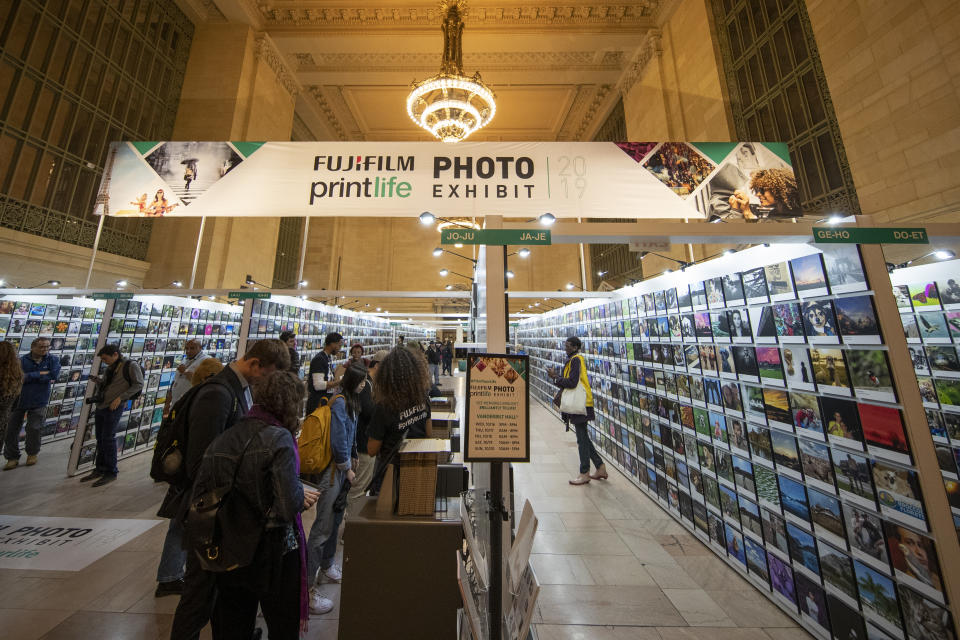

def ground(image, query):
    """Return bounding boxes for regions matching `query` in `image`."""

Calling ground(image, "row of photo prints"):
[516,248,957,640]
[523,347,955,640]
[0,299,104,443]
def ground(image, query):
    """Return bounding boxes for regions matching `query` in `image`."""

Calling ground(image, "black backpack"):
[150,377,233,485]
[121,360,143,400]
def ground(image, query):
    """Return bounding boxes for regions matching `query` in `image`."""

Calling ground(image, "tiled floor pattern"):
[0,380,809,640]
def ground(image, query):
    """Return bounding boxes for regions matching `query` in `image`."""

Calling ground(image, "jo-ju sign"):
[441,229,551,245]
[95,141,802,222]
[465,354,530,462]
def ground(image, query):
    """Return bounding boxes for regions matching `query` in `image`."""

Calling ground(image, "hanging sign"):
[228,291,271,300]
[95,141,800,221]
[441,229,551,245]
[90,292,134,300]
[812,227,929,244]
[465,353,530,462]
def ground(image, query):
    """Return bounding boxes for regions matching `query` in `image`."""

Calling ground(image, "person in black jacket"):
[426,341,441,386]
[165,339,289,639]
[196,371,320,639]
[306,332,343,413]
[441,340,454,376]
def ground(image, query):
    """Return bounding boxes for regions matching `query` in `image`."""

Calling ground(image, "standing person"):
[166,339,289,637]
[348,343,367,367]
[426,341,441,386]
[396,335,405,347]
[164,340,209,415]
[307,332,343,414]
[346,350,387,516]
[0,342,24,449]
[441,340,454,376]
[80,345,143,486]
[304,363,366,615]
[4,337,58,470]
[547,336,606,485]
[366,348,432,495]
[190,358,223,386]
[197,371,320,639]
[280,331,300,375]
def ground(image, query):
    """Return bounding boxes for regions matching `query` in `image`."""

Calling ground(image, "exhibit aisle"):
[521,400,806,639]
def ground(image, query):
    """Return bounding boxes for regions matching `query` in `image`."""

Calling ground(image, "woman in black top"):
[195,371,320,639]
[365,347,432,494]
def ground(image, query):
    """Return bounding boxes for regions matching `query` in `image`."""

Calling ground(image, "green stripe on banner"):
[762,142,792,165]
[232,142,265,158]
[691,142,739,165]
[131,141,160,156]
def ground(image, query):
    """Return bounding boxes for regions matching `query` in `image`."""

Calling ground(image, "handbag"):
[559,382,588,415]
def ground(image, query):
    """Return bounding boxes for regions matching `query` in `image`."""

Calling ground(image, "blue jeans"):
[574,423,603,474]
[429,363,440,386]
[5,406,44,459]
[156,516,186,583]
[94,406,123,476]
[305,466,345,585]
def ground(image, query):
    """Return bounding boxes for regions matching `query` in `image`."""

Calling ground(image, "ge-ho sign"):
[812,227,929,244]
[441,229,552,245]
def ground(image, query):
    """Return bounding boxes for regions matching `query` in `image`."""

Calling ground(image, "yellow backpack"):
[298,394,342,476]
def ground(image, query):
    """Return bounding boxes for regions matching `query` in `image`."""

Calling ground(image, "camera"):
[86,393,104,405]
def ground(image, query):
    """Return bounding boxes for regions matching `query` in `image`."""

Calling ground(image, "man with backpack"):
[80,344,143,487]
[160,339,288,638]
[306,332,343,413]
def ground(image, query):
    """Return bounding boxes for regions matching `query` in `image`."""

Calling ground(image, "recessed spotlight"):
[539,212,556,226]
[419,211,436,225]
[171,280,183,287]
[518,248,531,258]
[934,249,956,260]
[439,269,449,277]
[432,247,443,257]
[565,282,575,290]
[115,280,127,287]
[506,270,515,278]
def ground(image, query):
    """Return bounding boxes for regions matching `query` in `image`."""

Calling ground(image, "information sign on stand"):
[227,291,271,300]
[812,227,928,244]
[90,292,133,300]
[465,354,530,462]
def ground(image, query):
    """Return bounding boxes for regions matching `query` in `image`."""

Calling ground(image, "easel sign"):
[465,354,530,462]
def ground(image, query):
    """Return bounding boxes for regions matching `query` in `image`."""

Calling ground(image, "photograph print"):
[821,245,868,294]
[853,560,903,637]
[847,349,897,404]
[845,503,890,570]
[769,552,797,605]
[774,302,806,342]
[810,347,852,396]
[764,261,796,301]
[823,396,865,449]
[834,295,881,344]
[797,570,832,637]
[787,520,821,578]
[859,403,911,465]
[745,536,770,583]
[819,542,859,605]
[938,277,960,309]
[883,522,944,603]
[643,142,716,197]
[778,473,811,522]
[802,300,840,343]
[743,267,770,303]
[908,282,941,310]
[725,522,747,568]
[792,391,825,438]
[800,438,837,492]
[782,346,816,391]
[757,346,786,386]
[871,460,926,530]
[898,584,956,640]
[722,273,746,305]
[728,308,752,341]
[827,595,869,640]
[771,429,803,478]
[791,253,830,298]
[733,345,760,381]
[764,387,793,429]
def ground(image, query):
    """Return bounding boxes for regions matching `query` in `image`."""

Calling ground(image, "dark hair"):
[251,371,305,433]
[97,344,120,356]
[566,336,582,350]
[242,338,290,370]
[339,363,368,417]
[373,347,430,413]
[325,332,343,347]
[31,337,51,346]
[279,331,296,342]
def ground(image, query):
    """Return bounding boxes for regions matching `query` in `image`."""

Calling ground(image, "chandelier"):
[407,0,495,142]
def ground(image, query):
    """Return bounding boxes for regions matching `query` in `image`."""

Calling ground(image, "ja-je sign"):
[441,229,551,245]
[228,291,271,300]
[812,227,928,244]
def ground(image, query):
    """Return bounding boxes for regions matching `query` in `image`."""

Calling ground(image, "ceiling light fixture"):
[407,1,495,143]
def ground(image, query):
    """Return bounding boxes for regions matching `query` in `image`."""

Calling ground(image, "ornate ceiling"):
[177,1,669,141]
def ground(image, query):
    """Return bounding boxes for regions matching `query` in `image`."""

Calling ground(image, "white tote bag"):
[559,382,588,415]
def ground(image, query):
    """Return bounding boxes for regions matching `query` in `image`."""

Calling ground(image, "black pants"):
[212,549,301,640]
[574,422,603,474]
[170,546,217,640]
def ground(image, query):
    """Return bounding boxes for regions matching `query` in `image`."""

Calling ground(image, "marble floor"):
[0,375,810,640]
[522,402,811,640]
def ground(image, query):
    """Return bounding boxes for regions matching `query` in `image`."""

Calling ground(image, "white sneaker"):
[322,564,342,583]
[309,589,334,615]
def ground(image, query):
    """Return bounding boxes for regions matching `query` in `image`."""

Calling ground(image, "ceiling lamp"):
[407,1,495,143]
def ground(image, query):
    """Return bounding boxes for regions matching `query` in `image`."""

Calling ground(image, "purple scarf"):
[245,405,310,631]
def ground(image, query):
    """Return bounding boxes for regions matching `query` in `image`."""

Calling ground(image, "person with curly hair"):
[729,167,801,219]
[365,347,432,495]
[0,341,24,448]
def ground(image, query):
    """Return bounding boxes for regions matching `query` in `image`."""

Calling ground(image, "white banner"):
[0,515,161,571]
[99,141,800,221]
